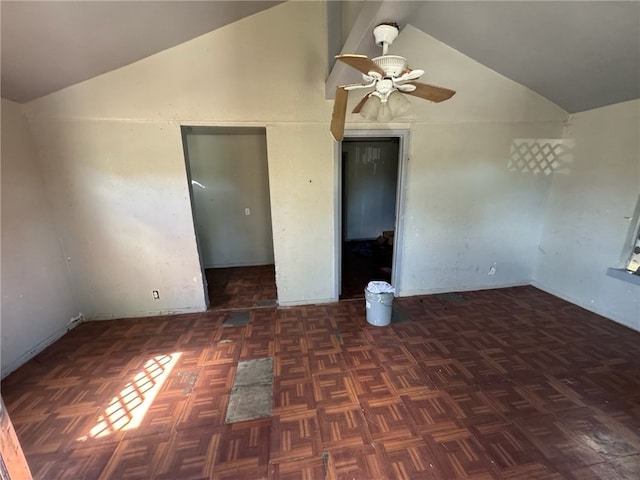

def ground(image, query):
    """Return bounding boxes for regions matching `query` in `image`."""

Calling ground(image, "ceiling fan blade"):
[336,54,385,77]
[352,93,371,114]
[404,82,456,103]
[330,86,348,141]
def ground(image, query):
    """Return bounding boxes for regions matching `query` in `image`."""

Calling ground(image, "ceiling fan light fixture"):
[359,95,382,121]
[388,91,411,117]
[377,103,394,122]
[359,91,410,122]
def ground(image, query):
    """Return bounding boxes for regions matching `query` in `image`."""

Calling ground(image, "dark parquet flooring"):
[206,265,277,310]
[3,284,640,479]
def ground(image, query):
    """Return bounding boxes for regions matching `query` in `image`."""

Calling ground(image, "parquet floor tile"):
[272,378,315,415]
[422,358,477,388]
[445,385,505,425]
[351,367,396,399]
[212,419,271,471]
[26,441,119,480]
[466,418,559,476]
[176,391,230,431]
[4,281,640,479]
[97,431,175,480]
[383,364,434,396]
[422,425,498,479]
[317,405,371,449]
[401,391,466,435]
[152,426,221,480]
[312,372,359,408]
[267,455,326,480]
[511,411,609,472]
[360,397,417,441]
[206,265,277,311]
[380,437,443,479]
[325,444,387,480]
[270,410,322,462]
[274,351,310,377]
[456,353,509,384]
[342,345,384,370]
[308,350,346,375]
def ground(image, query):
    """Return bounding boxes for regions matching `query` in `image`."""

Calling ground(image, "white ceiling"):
[2,1,639,113]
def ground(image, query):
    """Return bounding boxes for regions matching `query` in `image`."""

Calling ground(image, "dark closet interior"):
[340,137,400,299]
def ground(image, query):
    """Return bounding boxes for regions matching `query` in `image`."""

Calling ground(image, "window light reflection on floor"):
[80,352,182,440]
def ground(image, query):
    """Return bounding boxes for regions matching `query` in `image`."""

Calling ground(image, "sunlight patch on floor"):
[79,352,182,440]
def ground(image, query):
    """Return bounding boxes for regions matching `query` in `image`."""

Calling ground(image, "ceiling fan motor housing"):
[372,55,408,77]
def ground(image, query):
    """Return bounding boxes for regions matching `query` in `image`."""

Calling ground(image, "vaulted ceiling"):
[2,1,638,113]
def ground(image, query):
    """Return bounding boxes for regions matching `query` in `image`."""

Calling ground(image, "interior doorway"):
[337,132,407,300]
[182,126,277,310]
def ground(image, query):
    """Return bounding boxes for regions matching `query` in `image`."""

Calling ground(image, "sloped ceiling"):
[328,1,640,113]
[1,1,639,113]
[0,1,283,103]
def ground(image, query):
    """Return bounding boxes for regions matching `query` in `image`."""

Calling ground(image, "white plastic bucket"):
[364,283,394,326]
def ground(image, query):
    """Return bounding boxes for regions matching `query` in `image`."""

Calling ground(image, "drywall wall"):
[376,25,568,295]
[184,128,274,268]
[26,118,207,320]
[22,1,336,310]
[266,124,336,305]
[18,1,568,316]
[1,99,78,377]
[398,121,565,295]
[534,100,640,331]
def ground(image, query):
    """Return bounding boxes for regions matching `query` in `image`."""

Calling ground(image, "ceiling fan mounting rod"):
[373,23,400,56]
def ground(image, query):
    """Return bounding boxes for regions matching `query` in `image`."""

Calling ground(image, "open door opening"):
[182,126,277,310]
[339,136,402,300]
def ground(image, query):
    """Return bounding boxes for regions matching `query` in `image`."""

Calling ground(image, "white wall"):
[534,100,640,331]
[399,121,564,296]
[185,128,274,268]
[27,118,207,320]
[1,99,78,377]
[22,1,336,309]
[267,124,336,305]
[379,25,567,295]
[17,1,568,316]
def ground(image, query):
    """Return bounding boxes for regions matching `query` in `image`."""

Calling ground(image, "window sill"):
[606,268,640,286]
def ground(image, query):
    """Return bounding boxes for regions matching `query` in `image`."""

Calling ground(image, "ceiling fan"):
[330,22,456,141]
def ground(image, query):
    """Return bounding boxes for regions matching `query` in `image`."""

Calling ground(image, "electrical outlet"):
[245,208,250,216]
[67,313,84,328]
[152,290,160,299]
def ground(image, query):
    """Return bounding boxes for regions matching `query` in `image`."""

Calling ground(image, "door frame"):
[333,129,410,299]
[181,125,275,310]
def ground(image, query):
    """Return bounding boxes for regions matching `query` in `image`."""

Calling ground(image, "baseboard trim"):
[277,297,336,307]
[397,281,530,298]
[2,324,73,379]
[86,305,206,321]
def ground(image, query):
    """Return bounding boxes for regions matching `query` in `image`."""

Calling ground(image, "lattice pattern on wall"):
[507,139,568,175]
